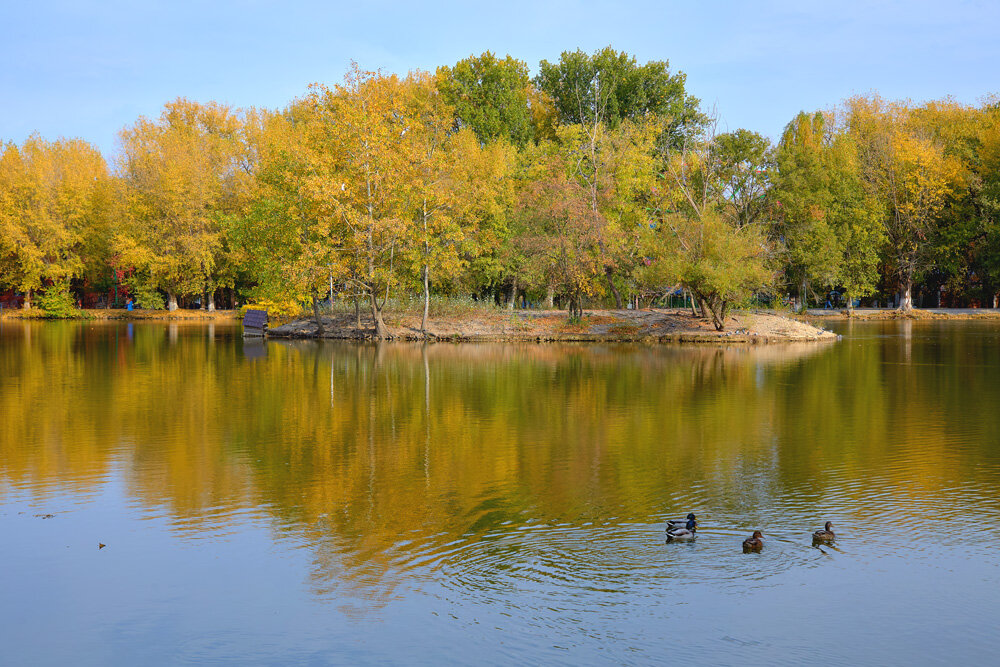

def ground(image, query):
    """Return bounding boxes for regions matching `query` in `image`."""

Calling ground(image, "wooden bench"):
[242,309,268,337]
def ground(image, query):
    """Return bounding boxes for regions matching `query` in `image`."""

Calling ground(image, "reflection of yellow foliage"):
[2,321,999,595]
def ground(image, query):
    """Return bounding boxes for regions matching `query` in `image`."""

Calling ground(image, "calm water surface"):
[2,319,999,665]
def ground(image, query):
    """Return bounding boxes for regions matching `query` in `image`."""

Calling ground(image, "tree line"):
[2,47,1000,334]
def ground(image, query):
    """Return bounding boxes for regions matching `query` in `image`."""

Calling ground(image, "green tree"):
[436,52,534,146]
[772,111,884,311]
[645,123,775,328]
[714,129,772,228]
[640,210,774,330]
[535,46,704,146]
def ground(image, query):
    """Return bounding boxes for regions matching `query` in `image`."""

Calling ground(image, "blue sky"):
[2,0,998,158]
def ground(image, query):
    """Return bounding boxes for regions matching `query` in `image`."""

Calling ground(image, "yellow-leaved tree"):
[302,65,416,339]
[403,72,517,333]
[115,99,251,310]
[0,136,108,310]
[228,105,345,331]
[847,95,966,310]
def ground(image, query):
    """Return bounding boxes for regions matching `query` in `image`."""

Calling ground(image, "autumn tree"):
[644,121,775,328]
[846,96,965,310]
[0,136,108,309]
[515,141,604,318]
[405,72,517,331]
[302,65,416,339]
[227,105,344,331]
[116,99,252,310]
[977,102,1000,306]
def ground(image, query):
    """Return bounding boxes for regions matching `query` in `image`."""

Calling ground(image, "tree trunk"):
[567,293,581,320]
[421,264,430,335]
[354,294,361,329]
[900,274,914,312]
[698,296,709,319]
[508,277,518,310]
[605,266,623,309]
[167,290,178,312]
[707,298,727,331]
[311,291,325,336]
[546,286,555,309]
[370,290,390,340]
[799,277,808,313]
[687,289,698,317]
[207,290,216,312]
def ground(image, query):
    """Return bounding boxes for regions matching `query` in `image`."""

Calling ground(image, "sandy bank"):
[269,308,839,344]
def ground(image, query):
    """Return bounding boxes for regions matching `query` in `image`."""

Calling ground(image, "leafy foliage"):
[436,52,534,146]
[5,51,1000,322]
[37,280,78,318]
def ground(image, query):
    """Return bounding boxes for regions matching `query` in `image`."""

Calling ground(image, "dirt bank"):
[269,308,838,343]
[798,308,1000,321]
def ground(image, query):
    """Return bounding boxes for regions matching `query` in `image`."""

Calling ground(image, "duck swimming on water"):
[666,515,697,541]
[666,513,696,531]
[742,531,764,552]
[812,522,835,542]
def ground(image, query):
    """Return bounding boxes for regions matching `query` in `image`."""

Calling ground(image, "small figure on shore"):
[812,521,835,542]
[666,514,697,541]
[743,531,764,552]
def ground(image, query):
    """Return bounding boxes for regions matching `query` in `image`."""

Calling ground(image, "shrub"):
[130,282,165,310]
[239,299,303,322]
[37,281,78,318]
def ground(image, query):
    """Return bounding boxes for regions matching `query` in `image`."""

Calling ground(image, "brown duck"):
[742,530,764,552]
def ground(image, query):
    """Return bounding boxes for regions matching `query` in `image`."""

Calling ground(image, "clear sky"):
[2,0,998,159]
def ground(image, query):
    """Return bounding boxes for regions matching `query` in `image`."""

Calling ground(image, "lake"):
[1,318,999,665]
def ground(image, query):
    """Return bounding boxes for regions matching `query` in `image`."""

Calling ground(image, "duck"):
[666,513,696,531]
[666,516,697,541]
[742,531,764,552]
[812,521,835,542]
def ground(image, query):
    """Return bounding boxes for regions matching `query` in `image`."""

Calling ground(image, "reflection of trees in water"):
[2,322,1000,594]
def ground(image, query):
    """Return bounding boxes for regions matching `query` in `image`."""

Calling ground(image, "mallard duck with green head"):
[666,515,697,541]
[666,513,696,531]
